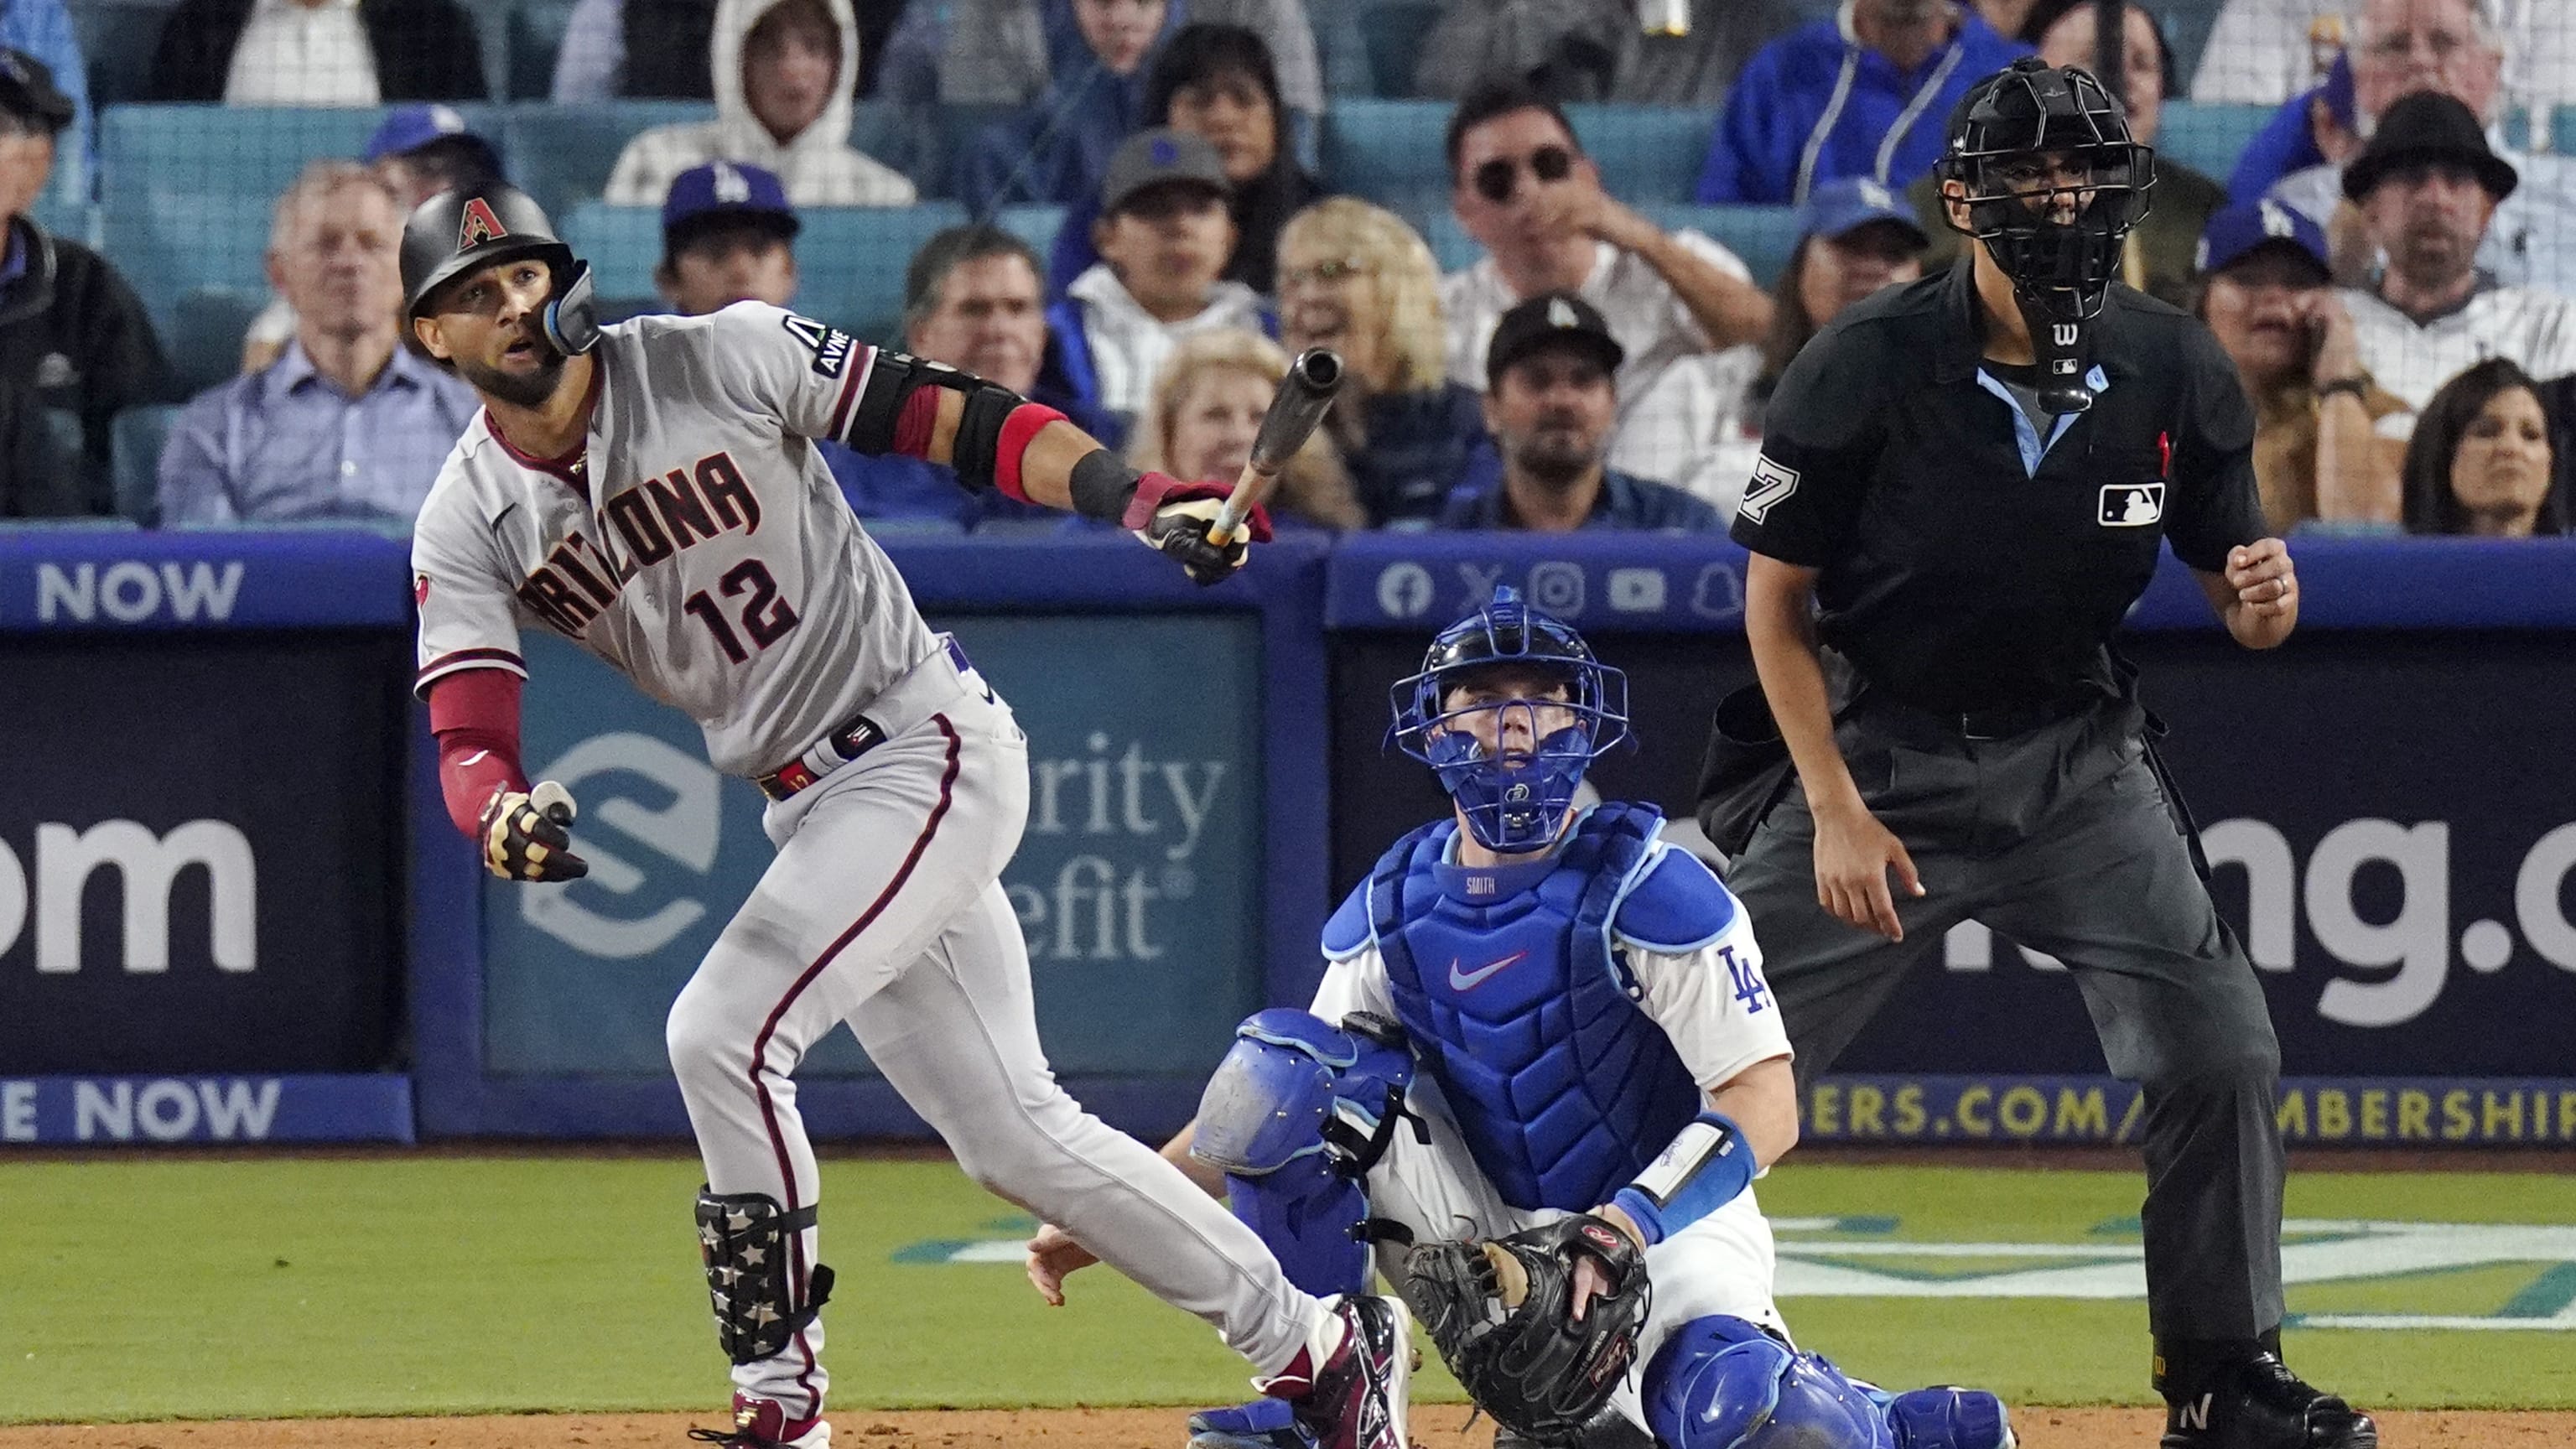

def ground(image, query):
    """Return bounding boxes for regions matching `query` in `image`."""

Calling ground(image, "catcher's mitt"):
[1400,1215,1650,1446]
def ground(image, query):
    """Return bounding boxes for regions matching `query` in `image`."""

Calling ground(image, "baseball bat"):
[1206,348,1343,549]
[531,779,578,828]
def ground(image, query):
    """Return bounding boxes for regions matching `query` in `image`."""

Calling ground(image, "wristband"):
[1067,448,1140,522]
[992,402,1067,503]
[1609,1110,1754,1248]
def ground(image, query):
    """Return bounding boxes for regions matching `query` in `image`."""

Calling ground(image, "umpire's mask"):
[1938,57,2154,412]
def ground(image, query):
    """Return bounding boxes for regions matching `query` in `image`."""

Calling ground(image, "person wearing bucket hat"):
[2337,90,2576,413]
[2257,0,2576,296]
[0,47,168,517]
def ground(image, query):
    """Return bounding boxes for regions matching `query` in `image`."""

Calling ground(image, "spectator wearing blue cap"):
[2194,199,2405,531]
[240,105,506,374]
[1701,176,1929,513]
[0,47,167,517]
[1695,0,2030,206]
[655,160,801,316]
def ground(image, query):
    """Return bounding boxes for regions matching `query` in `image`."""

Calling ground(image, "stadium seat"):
[2154,101,2272,184]
[1358,0,1440,98]
[559,200,972,342]
[100,187,276,335]
[28,194,96,249]
[501,100,713,216]
[169,287,265,397]
[931,102,1020,201]
[1572,105,1717,204]
[112,405,179,525]
[101,102,508,205]
[507,0,582,100]
[68,0,174,105]
[993,204,1065,262]
[1320,99,1447,200]
[2558,106,2576,159]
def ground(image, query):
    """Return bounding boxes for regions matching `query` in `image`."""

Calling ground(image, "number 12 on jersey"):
[683,558,800,663]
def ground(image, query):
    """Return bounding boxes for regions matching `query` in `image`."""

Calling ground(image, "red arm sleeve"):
[428,667,532,838]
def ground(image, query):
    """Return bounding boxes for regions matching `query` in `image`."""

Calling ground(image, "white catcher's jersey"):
[411,303,943,777]
[1308,864,1792,1097]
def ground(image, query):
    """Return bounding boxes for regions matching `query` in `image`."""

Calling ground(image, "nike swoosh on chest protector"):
[1447,950,1529,990]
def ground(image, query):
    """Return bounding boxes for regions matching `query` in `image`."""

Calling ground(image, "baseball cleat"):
[2160,1353,2376,1449]
[684,1392,831,1448]
[1253,1294,1413,1449]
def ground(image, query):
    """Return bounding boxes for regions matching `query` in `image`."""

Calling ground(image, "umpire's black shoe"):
[2161,1353,2377,1449]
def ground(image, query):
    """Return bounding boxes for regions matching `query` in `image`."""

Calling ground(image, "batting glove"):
[1122,473,1272,587]
[478,781,589,882]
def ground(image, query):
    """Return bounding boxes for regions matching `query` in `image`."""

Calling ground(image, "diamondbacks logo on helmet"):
[456,196,511,252]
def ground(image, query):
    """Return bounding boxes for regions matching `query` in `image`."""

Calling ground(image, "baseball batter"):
[399,183,1411,1449]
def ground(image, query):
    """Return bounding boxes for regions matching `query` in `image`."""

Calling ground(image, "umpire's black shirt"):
[1731,260,2263,714]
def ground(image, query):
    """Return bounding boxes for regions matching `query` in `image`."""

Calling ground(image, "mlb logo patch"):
[2099,483,2164,527]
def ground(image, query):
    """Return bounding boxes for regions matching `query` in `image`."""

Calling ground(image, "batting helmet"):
[401,183,600,355]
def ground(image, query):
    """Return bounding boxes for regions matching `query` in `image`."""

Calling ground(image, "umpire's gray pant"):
[1725,697,2286,1345]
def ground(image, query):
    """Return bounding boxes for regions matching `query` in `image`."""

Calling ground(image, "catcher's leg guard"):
[1882,1386,2015,1449]
[1643,1316,1894,1449]
[696,1187,834,1366]
[1193,1009,1418,1298]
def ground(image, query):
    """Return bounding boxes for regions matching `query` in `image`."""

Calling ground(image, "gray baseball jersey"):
[411,302,940,777]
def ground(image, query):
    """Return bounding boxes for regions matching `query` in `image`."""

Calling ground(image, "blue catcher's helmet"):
[1389,587,1630,853]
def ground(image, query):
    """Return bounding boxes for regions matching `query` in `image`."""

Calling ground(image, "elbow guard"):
[1610,1110,1756,1248]
[843,350,1062,499]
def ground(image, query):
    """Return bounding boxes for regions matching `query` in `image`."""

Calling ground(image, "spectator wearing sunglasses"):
[1047,129,1270,446]
[1697,0,2029,205]
[1441,79,1774,493]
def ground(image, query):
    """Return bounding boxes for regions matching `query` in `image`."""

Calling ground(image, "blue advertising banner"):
[482,615,1266,1083]
[0,1074,414,1144]
[1802,1075,2576,1148]
[0,529,411,629]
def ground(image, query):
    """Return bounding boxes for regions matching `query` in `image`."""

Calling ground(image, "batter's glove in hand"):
[478,781,589,882]
[1402,1215,1651,1447]
[1122,472,1271,587]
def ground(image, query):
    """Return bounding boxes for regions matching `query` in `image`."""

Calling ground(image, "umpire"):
[1702,57,2374,1449]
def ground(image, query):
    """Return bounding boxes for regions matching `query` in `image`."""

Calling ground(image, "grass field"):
[2,1154,2571,1426]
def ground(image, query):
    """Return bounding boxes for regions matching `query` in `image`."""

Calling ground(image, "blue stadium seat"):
[507,0,582,99]
[1415,203,1801,289]
[993,204,1065,262]
[29,195,96,249]
[100,187,276,334]
[1322,100,1718,207]
[112,405,179,525]
[2155,101,2272,184]
[101,102,507,204]
[1358,0,1440,98]
[169,287,265,397]
[2558,106,2576,159]
[501,100,713,215]
[1571,105,1717,204]
[559,200,972,343]
[68,0,174,105]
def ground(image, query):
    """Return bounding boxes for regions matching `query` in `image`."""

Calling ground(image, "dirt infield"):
[3,1405,2572,1448]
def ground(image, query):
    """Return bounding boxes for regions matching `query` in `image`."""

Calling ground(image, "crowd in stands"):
[1,0,2572,538]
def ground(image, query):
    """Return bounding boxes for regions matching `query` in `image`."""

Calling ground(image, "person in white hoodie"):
[1048,128,1270,447]
[603,0,914,207]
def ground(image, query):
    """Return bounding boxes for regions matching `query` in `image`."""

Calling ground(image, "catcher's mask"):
[1389,587,1630,854]
[401,182,601,356]
[1938,57,2153,413]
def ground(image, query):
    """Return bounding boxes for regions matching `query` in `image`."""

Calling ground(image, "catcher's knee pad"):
[1882,1387,2012,1449]
[1644,1316,1893,1449]
[1193,1009,1415,1298]
[695,1187,834,1366]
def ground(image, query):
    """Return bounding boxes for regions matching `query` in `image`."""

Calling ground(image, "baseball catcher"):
[1025,588,2018,1449]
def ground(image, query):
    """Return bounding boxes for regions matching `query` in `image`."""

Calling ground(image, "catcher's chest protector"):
[1370,804,1701,1213]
